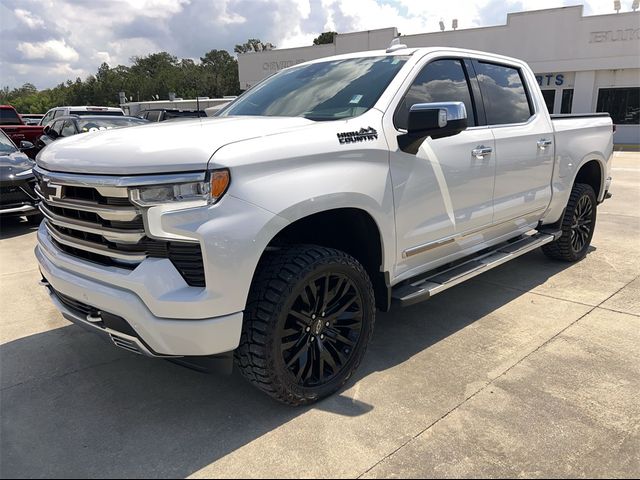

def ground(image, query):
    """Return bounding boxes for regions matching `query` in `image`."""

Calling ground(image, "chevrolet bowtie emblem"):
[41,180,62,201]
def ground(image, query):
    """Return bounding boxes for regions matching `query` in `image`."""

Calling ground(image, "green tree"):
[313,31,337,45]
[201,49,240,96]
[234,38,275,54]
[0,45,242,112]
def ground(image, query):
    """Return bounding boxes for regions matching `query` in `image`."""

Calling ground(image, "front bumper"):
[36,237,243,356]
[35,190,289,356]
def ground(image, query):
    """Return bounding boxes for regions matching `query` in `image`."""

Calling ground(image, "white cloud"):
[16,40,79,63]
[14,8,45,28]
[1,0,628,90]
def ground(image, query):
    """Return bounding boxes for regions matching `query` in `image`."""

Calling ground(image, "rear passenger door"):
[472,60,554,224]
[387,57,496,278]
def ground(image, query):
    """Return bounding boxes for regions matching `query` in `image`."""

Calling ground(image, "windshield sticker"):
[349,94,363,104]
[337,127,378,144]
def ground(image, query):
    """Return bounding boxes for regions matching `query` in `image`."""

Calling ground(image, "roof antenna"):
[386,36,407,53]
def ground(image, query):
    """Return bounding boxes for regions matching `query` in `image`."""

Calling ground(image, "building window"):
[561,89,574,114]
[596,88,640,125]
[541,90,556,114]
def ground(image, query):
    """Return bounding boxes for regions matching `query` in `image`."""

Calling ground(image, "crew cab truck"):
[34,46,613,405]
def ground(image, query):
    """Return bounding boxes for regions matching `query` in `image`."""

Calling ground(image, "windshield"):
[220,56,408,121]
[77,117,148,132]
[0,130,17,153]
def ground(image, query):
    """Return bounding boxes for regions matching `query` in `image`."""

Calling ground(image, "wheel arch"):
[257,206,392,312]
[573,157,604,199]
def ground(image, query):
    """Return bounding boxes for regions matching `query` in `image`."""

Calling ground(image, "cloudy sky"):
[0,0,616,89]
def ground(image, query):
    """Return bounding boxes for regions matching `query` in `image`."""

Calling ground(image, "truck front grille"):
[35,175,206,287]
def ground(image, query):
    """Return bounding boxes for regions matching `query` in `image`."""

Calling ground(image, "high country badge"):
[337,127,378,144]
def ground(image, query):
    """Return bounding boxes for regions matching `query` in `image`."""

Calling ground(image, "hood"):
[0,151,35,182]
[36,116,316,175]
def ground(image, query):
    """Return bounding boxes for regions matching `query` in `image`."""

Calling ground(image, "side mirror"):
[398,102,468,154]
[19,140,35,151]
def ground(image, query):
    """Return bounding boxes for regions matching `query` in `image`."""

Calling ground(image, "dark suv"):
[0,129,39,223]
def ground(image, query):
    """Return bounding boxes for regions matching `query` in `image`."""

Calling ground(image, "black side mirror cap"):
[398,102,468,155]
[19,140,35,151]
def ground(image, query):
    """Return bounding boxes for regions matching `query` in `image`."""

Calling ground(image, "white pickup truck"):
[34,45,613,405]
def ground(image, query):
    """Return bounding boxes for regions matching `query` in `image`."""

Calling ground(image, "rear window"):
[474,62,533,125]
[0,108,21,125]
[71,110,124,117]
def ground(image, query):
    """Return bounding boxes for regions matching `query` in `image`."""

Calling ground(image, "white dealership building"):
[238,5,640,145]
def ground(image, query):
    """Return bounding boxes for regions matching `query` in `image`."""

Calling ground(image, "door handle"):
[537,138,553,149]
[472,146,492,159]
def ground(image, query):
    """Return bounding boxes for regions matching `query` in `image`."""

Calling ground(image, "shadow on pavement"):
[0,249,580,478]
[0,216,40,240]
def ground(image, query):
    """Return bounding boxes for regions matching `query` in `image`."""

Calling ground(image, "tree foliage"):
[234,38,275,54]
[0,46,248,113]
[313,32,337,45]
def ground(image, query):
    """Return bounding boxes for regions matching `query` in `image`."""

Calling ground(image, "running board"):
[392,231,560,307]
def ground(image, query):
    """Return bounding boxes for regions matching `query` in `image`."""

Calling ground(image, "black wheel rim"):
[280,272,364,388]
[570,194,594,253]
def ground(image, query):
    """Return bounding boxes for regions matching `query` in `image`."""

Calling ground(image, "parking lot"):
[0,151,638,478]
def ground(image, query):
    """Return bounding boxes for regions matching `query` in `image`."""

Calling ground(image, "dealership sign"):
[535,73,565,87]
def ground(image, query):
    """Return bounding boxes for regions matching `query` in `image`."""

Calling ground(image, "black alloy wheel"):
[542,183,597,262]
[236,245,375,406]
[281,272,364,388]
[570,194,594,253]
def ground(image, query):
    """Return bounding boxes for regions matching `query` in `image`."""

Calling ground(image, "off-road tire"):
[542,183,597,262]
[235,245,376,406]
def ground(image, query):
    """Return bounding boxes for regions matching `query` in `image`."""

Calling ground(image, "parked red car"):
[0,105,43,158]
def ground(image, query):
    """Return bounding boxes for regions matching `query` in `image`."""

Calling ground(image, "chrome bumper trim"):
[0,204,38,214]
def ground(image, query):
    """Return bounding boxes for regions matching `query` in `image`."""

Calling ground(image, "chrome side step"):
[391,231,560,307]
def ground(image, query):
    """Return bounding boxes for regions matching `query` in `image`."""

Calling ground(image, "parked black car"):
[35,115,148,153]
[0,129,40,223]
[136,108,206,122]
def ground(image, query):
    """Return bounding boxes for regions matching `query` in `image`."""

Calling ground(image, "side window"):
[60,120,76,137]
[41,111,54,126]
[394,58,476,130]
[52,109,65,119]
[474,62,533,125]
[146,111,161,122]
[49,120,64,136]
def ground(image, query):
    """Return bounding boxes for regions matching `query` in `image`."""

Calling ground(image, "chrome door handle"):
[537,138,553,149]
[472,146,492,159]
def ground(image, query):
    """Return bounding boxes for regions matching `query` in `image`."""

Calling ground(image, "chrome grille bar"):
[45,222,145,263]
[34,184,140,221]
[39,203,145,243]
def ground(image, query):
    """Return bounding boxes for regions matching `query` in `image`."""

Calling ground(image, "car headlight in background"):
[130,169,230,207]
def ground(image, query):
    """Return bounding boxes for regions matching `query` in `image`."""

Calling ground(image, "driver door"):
[385,57,496,279]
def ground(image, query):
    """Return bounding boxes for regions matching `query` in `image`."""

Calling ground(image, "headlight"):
[130,169,230,207]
